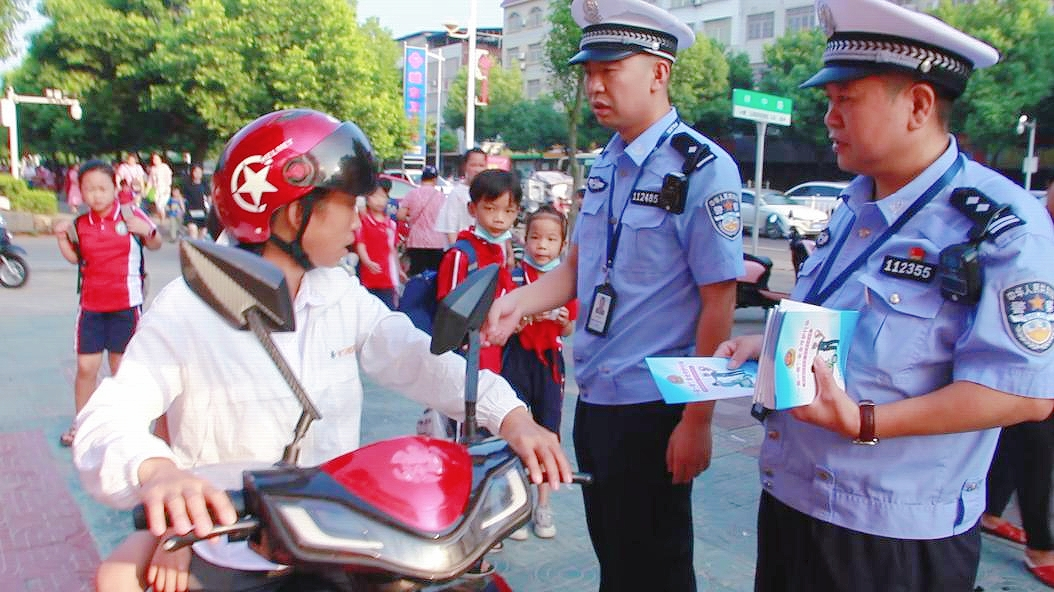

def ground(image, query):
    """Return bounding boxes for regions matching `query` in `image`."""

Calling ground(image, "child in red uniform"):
[53,160,162,446]
[354,180,400,309]
[437,170,521,373]
[502,205,577,541]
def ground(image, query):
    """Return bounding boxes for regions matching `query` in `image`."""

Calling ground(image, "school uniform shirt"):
[354,211,398,290]
[762,136,1054,540]
[434,183,474,236]
[437,230,515,373]
[73,266,526,510]
[75,203,155,312]
[571,107,744,406]
[516,264,578,381]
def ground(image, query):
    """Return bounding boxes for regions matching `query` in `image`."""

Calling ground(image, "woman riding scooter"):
[72,109,572,592]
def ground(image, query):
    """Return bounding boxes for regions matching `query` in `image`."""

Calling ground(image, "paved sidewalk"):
[0,236,1045,591]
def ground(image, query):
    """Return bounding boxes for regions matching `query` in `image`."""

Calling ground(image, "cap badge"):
[919,58,933,73]
[584,0,601,24]
[818,2,836,38]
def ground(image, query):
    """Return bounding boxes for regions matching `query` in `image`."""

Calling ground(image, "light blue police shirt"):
[761,136,1054,539]
[571,108,744,406]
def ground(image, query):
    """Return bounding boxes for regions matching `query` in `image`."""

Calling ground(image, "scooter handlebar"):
[132,490,247,530]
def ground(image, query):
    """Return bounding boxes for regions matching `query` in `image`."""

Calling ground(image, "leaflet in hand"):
[645,357,758,404]
[754,300,859,411]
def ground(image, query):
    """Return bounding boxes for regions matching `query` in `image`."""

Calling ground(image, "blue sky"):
[356,0,504,38]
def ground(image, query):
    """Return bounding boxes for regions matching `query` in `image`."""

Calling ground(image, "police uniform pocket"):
[857,274,948,391]
[622,206,670,276]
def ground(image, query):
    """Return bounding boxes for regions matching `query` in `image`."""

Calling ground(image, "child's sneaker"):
[532,503,556,539]
[509,526,529,541]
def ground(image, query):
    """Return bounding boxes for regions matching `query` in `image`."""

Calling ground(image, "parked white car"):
[784,181,849,215]
[741,188,829,239]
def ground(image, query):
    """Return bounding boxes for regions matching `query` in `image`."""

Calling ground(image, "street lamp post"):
[1017,115,1038,191]
[444,1,501,152]
[425,50,443,173]
[1,87,83,180]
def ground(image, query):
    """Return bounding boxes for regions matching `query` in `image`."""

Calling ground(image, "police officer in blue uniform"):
[485,0,743,588]
[718,1,1054,589]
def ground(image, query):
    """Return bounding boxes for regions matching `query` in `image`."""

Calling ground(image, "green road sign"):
[732,89,793,126]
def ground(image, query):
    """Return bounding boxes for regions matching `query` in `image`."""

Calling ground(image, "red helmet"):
[212,109,377,244]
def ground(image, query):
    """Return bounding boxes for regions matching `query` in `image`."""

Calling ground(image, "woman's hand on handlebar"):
[137,458,238,538]
[498,407,572,490]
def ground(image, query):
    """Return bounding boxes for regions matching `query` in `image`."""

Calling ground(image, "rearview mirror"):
[430,264,500,355]
[179,239,295,333]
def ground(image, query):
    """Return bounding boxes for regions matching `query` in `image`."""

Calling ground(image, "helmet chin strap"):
[267,192,320,271]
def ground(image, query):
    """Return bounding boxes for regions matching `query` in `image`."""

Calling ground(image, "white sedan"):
[741,188,829,239]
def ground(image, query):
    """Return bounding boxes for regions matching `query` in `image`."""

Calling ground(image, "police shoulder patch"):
[587,176,608,193]
[1002,282,1054,354]
[815,228,831,248]
[706,192,741,240]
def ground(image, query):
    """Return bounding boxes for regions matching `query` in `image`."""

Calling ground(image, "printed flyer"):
[646,357,759,404]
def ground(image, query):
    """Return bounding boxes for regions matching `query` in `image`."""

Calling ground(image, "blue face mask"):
[473,225,512,245]
[525,253,561,272]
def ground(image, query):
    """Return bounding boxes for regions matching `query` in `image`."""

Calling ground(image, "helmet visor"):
[282,122,378,197]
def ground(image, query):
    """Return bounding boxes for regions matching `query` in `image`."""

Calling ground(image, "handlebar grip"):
[132,490,247,530]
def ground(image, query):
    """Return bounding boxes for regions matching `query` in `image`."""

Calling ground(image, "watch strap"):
[853,399,878,445]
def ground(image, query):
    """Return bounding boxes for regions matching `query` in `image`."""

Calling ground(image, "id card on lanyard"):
[586,119,680,336]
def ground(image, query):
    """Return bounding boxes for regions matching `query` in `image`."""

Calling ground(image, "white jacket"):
[73,267,525,509]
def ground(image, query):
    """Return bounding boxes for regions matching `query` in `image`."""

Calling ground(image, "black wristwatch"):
[852,399,879,445]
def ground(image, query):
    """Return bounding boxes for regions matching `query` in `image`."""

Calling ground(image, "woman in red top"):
[501,205,577,541]
[354,179,401,309]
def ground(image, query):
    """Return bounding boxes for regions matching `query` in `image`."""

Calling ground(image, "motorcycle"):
[736,252,786,309]
[788,229,816,280]
[133,239,590,591]
[0,212,29,288]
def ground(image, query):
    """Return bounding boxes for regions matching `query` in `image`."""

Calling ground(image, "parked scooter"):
[736,252,786,309]
[0,212,28,288]
[133,239,589,591]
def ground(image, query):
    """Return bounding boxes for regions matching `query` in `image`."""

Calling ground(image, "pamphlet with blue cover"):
[645,357,759,404]
[754,300,859,411]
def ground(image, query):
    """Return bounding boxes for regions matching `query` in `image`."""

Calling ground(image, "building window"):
[785,6,815,34]
[703,17,732,46]
[747,12,774,40]
[528,6,544,28]
[506,46,520,65]
[527,42,543,64]
[527,79,542,99]
[507,12,523,33]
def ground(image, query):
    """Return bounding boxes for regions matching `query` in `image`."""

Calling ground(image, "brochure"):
[754,299,859,411]
[645,357,758,404]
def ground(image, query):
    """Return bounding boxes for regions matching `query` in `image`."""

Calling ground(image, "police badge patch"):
[587,176,608,193]
[706,192,741,240]
[1002,282,1054,354]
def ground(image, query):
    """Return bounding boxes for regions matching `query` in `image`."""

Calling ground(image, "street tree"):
[932,0,1054,165]
[0,0,28,59]
[758,28,829,176]
[8,0,409,162]
[544,0,585,183]
[443,63,524,146]
[669,35,729,133]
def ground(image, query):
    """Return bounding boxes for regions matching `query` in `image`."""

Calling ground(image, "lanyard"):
[604,119,680,278]
[803,154,965,306]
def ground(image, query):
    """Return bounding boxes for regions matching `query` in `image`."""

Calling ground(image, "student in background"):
[52,160,162,447]
[355,180,401,309]
[502,205,577,542]
[437,169,521,374]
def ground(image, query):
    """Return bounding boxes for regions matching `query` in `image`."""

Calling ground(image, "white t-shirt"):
[73,266,526,568]
[434,183,474,236]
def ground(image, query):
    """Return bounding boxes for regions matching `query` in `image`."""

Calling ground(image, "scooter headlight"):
[252,443,533,582]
